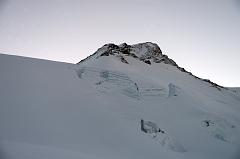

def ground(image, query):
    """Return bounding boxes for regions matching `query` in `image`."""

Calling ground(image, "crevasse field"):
[0,43,240,159]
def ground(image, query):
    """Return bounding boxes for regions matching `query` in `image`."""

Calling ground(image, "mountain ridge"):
[78,42,225,90]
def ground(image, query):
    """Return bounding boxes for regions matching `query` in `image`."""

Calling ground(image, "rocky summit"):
[79,42,177,66]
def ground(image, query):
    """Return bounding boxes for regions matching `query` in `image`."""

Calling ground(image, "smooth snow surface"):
[0,48,240,159]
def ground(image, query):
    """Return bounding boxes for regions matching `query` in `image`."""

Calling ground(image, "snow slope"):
[0,42,240,159]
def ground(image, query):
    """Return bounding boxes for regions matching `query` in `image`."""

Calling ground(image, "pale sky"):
[0,0,240,87]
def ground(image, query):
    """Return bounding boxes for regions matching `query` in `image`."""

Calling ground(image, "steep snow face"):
[0,44,240,159]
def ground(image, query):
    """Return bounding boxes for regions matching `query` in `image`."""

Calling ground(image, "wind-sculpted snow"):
[141,119,186,152]
[75,67,140,99]
[201,116,240,145]
[168,83,179,97]
[140,86,167,98]
[75,67,167,100]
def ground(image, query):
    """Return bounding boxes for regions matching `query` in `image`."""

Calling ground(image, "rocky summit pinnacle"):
[79,42,178,66]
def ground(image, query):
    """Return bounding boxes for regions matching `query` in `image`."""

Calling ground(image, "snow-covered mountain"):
[0,42,240,159]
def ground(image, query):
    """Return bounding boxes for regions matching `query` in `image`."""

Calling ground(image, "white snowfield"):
[0,42,240,159]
